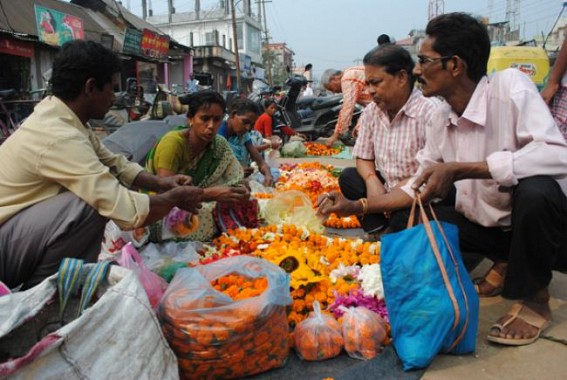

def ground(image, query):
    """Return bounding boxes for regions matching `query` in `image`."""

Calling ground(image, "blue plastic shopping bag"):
[380,195,479,370]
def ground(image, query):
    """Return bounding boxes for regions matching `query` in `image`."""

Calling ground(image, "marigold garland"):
[304,142,342,156]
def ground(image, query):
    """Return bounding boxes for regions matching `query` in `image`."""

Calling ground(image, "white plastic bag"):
[0,265,179,379]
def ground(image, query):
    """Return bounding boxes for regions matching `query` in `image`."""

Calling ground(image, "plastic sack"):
[281,140,307,158]
[139,241,202,282]
[158,256,292,379]
[117,243,168,309]
[0,264,178,379]
[264,190,324,233]
[380,195,479,370]
[341,306,387,360]
[294,301,343,361]
[100,221,149,261]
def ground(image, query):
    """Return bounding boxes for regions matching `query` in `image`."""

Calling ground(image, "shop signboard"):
[0,36,34,58]
[123,27,142,56]
[34,5,84,47]
[141,29,170,60]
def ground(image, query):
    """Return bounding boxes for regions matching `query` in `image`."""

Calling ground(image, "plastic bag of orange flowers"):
[294,301,344,361]
[158,256,292,380]
[340,305,387,360]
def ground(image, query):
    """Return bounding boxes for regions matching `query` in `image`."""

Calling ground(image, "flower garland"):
[304,142,343,156]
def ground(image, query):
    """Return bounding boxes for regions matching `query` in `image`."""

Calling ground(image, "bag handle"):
[78,261,111,317]
[57,258,85,323]
[409,193,469,350]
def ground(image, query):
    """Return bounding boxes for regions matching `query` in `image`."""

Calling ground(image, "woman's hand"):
[315,191,361,218]
[205,185,250,203]
[157,174,193,191]
[541,82,560,105]
[262,173,274,187]
[243,166,254,178]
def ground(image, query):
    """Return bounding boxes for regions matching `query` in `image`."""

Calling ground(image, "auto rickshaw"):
[487,46,550,90]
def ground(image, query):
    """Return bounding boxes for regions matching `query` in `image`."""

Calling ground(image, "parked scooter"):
[277,65,362,144]
[94,78,150,134]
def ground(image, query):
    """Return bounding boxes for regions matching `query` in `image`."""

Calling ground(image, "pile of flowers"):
[271,162,361,229]
[304,142,343,156]
[210,224,387,329]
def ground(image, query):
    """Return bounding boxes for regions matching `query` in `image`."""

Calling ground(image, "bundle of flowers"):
[304,142,343,156]
[323,213,361,229]
[274,163,361,229]
[211,224,386,328]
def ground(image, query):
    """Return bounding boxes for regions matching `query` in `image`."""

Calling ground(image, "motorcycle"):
[257,65,362,144]
[93,78,151,134]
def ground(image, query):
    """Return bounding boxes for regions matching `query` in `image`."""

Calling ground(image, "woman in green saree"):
[146,91,250,241]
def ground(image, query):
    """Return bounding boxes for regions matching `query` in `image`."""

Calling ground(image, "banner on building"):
[123,27,142,56]
[34,5,84,47]
[141,29,170,60]
[0,36,34,58]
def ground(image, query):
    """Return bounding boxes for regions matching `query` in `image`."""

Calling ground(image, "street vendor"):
[218,98,278,187]
[328,44,440,238]
[319,12,567,347]
[321,66,372,147]
[0,40,203,290]
[145,91,251,241]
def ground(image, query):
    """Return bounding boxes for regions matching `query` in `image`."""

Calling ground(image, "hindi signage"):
[141,29,170,60]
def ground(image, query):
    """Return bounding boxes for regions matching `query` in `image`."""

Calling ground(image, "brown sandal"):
[473,266,505,297]
[487,303,551,346]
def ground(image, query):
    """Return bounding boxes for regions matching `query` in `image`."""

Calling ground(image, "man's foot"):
[487,294,551,346]
[474,262,507,297]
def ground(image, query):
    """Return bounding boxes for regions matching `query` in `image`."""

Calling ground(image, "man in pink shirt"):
[321,66,372,147]
[320,13,567,346]
[333,45,439,235]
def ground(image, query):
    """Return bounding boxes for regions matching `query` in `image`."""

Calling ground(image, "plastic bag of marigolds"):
[158,255,292,379]
[294,300,344,361]
[340,305,387,360]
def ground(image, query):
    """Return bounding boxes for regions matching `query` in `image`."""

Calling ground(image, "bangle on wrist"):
[359,198,368,215]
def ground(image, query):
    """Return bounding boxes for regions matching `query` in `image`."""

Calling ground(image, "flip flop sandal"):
[487,303,551,346]
[473,267,505,297]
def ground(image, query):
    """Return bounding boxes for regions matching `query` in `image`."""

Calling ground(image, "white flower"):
[329,263,361,283]
[358,264,384,299]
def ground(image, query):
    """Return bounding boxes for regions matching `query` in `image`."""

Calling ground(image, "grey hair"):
[320,69,342,88]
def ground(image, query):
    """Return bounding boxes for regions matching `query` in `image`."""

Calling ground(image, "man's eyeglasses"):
[417,55,452,66]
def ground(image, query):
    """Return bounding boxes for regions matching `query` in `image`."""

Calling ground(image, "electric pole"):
[260,0,273,86]
[230,0,242,92]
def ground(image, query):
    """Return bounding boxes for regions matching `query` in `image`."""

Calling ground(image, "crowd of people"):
[0,12,566,355]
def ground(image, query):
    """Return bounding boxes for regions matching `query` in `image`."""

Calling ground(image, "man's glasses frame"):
[417,55,453,66]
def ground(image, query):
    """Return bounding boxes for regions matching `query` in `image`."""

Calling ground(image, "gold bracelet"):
[359,198,368,215]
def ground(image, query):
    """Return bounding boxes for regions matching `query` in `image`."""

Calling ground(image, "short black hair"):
[185,90,226,118]
[363,44,416,87]
[228,97,260,115]
[50,40,122,101]
[377,34,391,45]
[425,12,490,83]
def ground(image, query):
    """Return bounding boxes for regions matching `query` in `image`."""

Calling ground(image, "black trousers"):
[390,176,567,300]
[338,167,388,233]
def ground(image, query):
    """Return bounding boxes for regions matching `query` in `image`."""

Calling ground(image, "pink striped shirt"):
[335,66,373,134]
[352,89,440,190]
